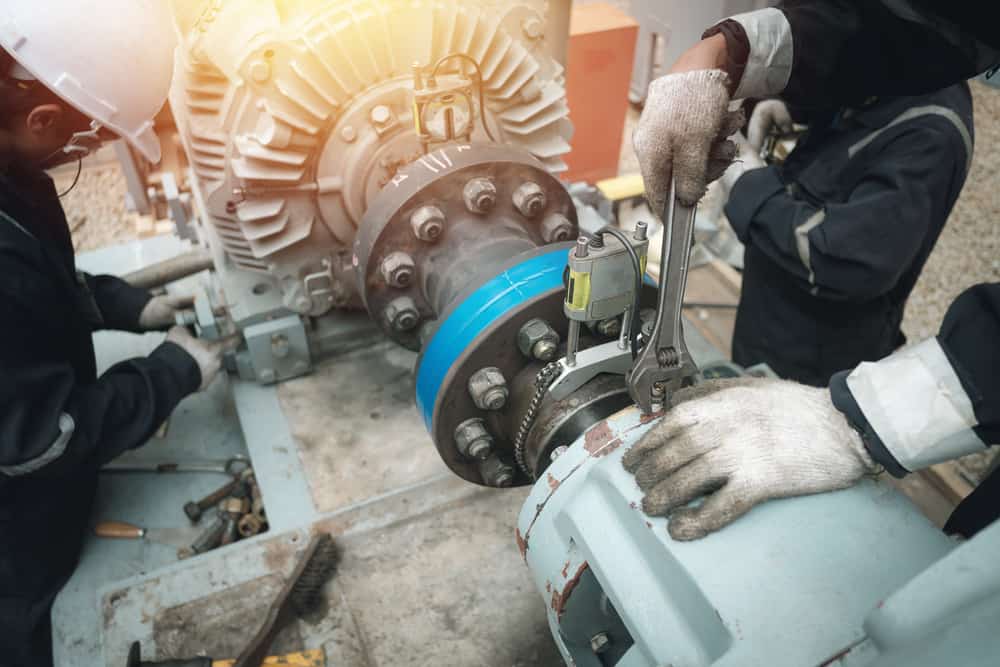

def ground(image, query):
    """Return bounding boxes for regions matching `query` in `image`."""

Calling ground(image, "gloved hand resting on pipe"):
[622,378,879,540]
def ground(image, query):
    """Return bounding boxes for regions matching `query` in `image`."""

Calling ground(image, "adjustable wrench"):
[627,178,700,413]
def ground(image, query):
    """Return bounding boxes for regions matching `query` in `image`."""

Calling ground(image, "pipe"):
[123,247,214,290]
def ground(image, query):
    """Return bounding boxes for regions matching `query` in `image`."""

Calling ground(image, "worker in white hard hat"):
[625,1,999,542]
[0,3,236,664]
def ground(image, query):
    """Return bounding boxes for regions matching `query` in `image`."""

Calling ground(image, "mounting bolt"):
[410,205,446,242]
[380,251,416,288]
[517,318,560,361]
[370,105,393,126]
[479,456,515,487]
[270,333,290,359]
[522,17,544,40]
[384,296,420,332]
[454,418,494,461]
[513,182,547,219]
[541,213,575,243]
[463,178,497,214]
[258,368,276,384]
[294,295,313,313]
[340,125,357,143]
[249,60,271,83]
[590,633,611,654]
[468,367,509,411]
[596,317,621,338]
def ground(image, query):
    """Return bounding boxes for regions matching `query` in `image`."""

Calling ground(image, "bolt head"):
[380,251,416,288]
[468,367,509,411]
[249,60,271,83]
[541,213,575,243]
[258,368,276,384]
[270,333,290,358]
[385,296,420,332]
[596,317,621,338]
[479,456,515,487]
[517,318,560,360]
[522,17,544,40]
[455,418,493,460]
[463,178,497,214]
[513,182,547,219]
[340,125,357,143]
[410,205,446,242]
[590,633,611,654]
[370,105,392,126]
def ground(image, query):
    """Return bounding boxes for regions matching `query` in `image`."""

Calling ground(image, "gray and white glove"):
[139,294,195,331]
[622,378,879,541]
[716,131,766,201]
[165,326,240,391]
[746,99,794,155]
[633,70,745,211]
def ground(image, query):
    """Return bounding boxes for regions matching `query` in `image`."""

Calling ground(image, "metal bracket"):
[548,340,632,401]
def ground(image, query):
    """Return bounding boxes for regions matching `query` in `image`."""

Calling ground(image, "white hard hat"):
[0,1,177,163]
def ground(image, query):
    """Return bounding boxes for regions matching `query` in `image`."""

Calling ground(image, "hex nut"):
[455,418,494,461]
[370,104,392,126]
[540,213,575,243]
[522,17,544,40]
[270,333,290,359]
[468,366,509,411]
[463,178,497,214]
[410,205,445,242]
[384,296,420,332]
[590,633,611,654]
[479,456,515,487]
[517,318,560,361]
[513,182,547,219]
[380,251,416,288]
[596,317,621,338]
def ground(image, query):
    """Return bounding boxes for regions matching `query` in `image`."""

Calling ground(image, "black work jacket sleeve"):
[830,284,1000,477]
[725,126,962,302]
[715,2,1000,105]
[83,272,153,333]
[0,289,201,478]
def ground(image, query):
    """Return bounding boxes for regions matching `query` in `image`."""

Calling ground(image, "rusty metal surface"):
[101,474,560,666]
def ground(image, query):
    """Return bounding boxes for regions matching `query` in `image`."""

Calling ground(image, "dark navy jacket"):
[0,165,199,666]
[726,83,973,386]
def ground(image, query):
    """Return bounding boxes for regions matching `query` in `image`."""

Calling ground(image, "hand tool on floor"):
[184,477,241,522]
[123,535,339,667]
[189,514,227,554]
[626,177,700,413]
[124,645,325,666]
[101,456,251,476]
[94,521,202,550]
[233,533,341,667]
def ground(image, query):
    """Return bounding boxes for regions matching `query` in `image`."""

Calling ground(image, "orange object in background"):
[563,3,639,184]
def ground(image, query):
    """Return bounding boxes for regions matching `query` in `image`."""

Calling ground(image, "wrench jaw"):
[626,350,698,414]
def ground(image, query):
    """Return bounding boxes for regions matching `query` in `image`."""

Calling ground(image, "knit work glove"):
[633,70,745,211]
[622,378,879,541]
[746,99,794,155]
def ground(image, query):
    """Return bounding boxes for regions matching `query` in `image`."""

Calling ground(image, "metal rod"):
[122,248,214,290]
[566,320,581,367]
[618,307,631,351]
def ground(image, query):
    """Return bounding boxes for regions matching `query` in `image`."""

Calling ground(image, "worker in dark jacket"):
[0,3,236,664]
[628,0,999,542]
[724,85,973,386]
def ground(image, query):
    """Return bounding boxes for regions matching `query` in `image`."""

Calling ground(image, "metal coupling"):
[384,296,420,332]
[542,213,575,243]
[479,455,515,487]
[468,367,509,411]
[410,205,445,242]
[380,251,416,288]
[512,181,547,218]
[454,418,494,461]
[463,177,497,214]
[517,318,560,361]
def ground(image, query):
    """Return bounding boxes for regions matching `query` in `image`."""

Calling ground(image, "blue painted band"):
[415,248,569,430]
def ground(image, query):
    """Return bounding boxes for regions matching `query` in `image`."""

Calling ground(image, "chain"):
[513,361,562,478]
